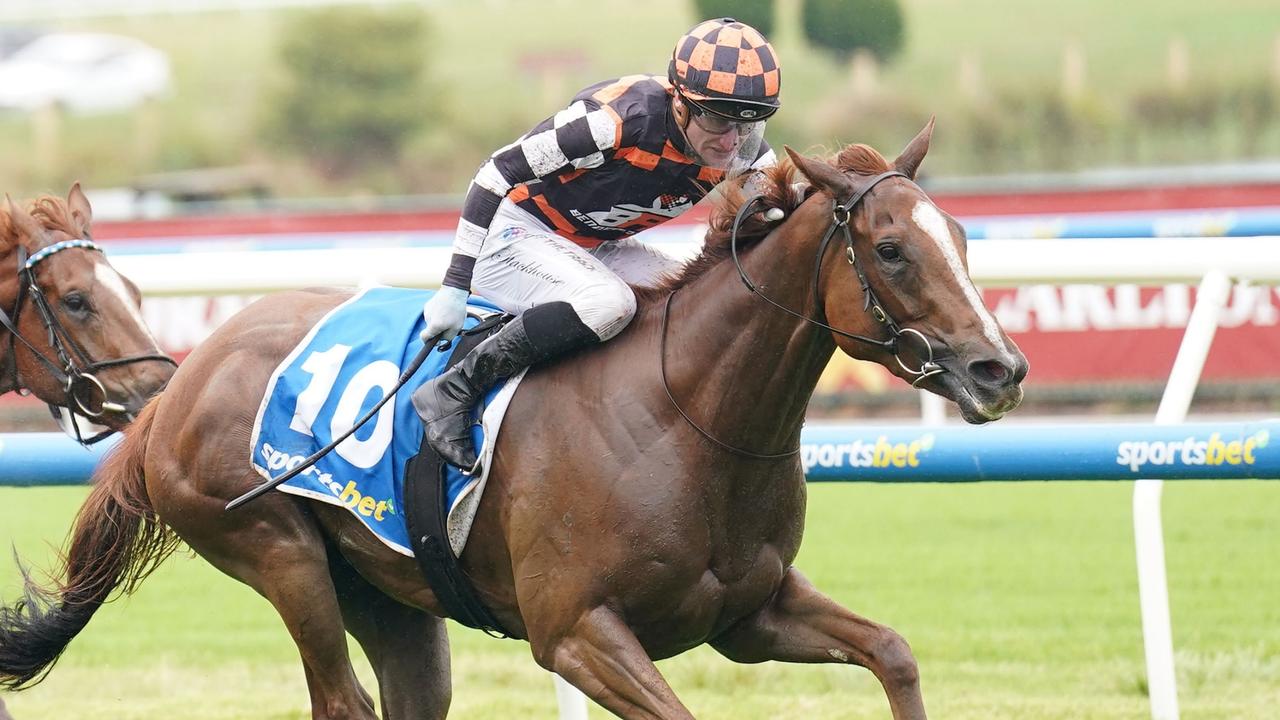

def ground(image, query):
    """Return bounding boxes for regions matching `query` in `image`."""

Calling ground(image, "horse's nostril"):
[969,359,1010,386]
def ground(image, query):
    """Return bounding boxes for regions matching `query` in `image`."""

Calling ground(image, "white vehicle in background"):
[0,26,43,59]
[0,32,170,113]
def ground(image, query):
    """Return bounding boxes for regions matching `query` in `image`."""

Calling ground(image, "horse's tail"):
[0,400,178,689]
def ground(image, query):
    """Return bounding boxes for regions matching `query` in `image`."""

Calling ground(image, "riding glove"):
[421,285,469,342]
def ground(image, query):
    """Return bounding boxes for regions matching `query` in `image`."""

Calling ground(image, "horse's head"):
[0,184,175,431]
[785,120,1026,423]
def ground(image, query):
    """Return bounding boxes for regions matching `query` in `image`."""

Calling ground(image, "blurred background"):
[1,3,1279,719]
[1,0,1278,427]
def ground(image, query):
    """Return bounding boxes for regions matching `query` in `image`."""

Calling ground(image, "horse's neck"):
[633,203,837,462]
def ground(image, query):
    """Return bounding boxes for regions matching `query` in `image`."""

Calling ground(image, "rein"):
[659,290,800,460]
[660,170,945,459]
[0,239,178,444]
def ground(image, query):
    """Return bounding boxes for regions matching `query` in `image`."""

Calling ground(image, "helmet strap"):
[671,93,690,129]
[670,94,708,166]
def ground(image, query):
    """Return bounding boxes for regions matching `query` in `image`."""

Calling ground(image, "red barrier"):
[986,285,1280,383]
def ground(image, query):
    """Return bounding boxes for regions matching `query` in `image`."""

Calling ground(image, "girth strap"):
[403,314,514,638]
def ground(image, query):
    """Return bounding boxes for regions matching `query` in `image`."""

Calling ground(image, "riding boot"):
[411,301,599,470]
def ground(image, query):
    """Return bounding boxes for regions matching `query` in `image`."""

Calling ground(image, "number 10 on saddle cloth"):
[250,286,516,555]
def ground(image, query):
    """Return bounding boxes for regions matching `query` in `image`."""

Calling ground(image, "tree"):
[691,0,775,37]
[268,7,430,177]
[802,0,905,64]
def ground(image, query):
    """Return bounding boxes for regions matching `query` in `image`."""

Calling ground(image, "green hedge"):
[690,0,775,37]
[266,7,432,178]
[802,0,904,63]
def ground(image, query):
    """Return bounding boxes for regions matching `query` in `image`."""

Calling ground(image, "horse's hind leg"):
[328,550,452,719]
[246,533,379,719]
[711,568,927,720]
[166,497,378,720]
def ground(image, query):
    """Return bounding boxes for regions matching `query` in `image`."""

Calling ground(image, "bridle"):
[0,238,177,444]
[736,170,945,384]
[660,169,945,459]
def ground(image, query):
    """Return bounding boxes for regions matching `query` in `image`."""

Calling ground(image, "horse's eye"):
[876,244,903,262]
[62,292,89,315]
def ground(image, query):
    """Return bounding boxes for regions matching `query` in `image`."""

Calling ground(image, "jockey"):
[412,17,782,470]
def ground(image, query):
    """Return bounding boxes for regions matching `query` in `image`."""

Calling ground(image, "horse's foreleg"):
[532,606,694,720]
[329,550,452,720]
[0,696,12,720]
[710,568,926,720]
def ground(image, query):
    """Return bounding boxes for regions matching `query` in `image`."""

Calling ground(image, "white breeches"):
[469,199,685,340]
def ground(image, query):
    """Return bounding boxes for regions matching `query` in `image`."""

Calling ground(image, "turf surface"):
[0,480,1276,718]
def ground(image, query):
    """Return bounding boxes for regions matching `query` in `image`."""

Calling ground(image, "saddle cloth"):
[249,286,525,556]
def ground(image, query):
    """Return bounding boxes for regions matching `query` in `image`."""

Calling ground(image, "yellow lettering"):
[891,444,908,468]
[339,481,360,507]
[1225,441,1242,464]
[1244,437,1258,464]
[907,440,921,467]
[1206,433,1226,465]
[335,481,394,521]
[873,437,893,467]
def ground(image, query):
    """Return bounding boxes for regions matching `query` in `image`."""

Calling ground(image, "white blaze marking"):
[94,263,160,344]
[910,201,1005,348]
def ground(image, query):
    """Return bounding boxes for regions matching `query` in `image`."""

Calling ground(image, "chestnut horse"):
[0,185,174,432]
[0,186,175,720]
[0,124,1025,719]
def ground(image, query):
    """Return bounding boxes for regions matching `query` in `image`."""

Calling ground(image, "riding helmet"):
[668,17,781,121]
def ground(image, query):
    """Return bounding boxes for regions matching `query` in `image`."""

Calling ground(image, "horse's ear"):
[68,182,93,234]
[892,116,935,180]
[5,195,45,248]
[784,146,848,197]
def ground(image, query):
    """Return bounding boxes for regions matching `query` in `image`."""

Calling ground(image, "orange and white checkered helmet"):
[668,17,781,121]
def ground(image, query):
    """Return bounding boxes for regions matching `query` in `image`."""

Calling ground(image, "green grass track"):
[1,481,1277,718]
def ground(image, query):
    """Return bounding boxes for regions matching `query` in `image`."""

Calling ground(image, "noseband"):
[0,238,177,443]
[660,170,946,459]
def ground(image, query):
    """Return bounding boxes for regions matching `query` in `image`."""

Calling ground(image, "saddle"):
[403,314,514,638]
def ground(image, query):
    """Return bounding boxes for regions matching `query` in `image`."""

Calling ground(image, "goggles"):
[680,92,770,135]
[689,107,759,135]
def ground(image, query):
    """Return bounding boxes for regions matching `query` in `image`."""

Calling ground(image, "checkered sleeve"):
[442,100,623,290]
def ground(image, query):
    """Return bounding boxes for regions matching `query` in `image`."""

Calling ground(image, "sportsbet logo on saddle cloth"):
[250,287,520,555]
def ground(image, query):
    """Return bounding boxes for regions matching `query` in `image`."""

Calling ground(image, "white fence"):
[106,236,1280,720]
[109,236,1280,296]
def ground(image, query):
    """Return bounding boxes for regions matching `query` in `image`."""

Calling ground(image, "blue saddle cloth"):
[249,286,504,555]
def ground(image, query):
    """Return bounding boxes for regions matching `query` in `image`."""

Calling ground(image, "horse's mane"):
[835,144,891,175]
[633,162,801,304]
[0,195,83,252]
[29,196,83,238]
[633,143,890,305]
